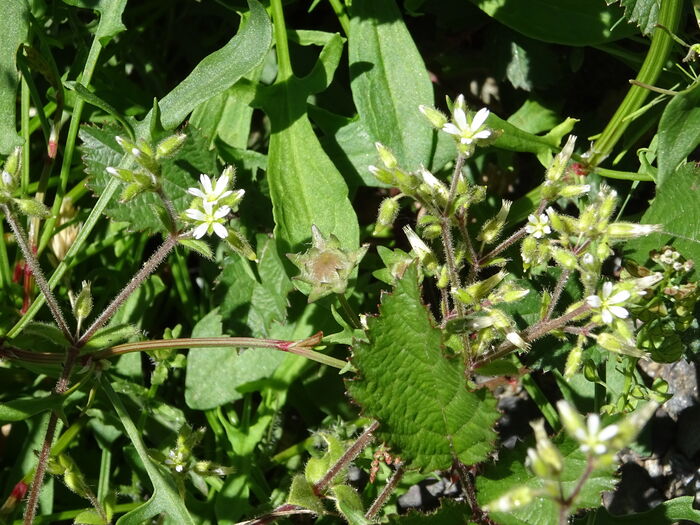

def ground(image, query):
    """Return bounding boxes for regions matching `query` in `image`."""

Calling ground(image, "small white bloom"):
[188,173,233,205]
[185,201,230,239]
[442,95,492,145]
[586,281,630,324]
[419,168,449,200]
[525,213,551,239]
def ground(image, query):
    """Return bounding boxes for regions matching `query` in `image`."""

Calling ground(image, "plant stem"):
[328,0,350,36]
[365,462,405,520]
[471,304,591,371]
[588,0,682,167]
[77,233,180,346]
[2,204,73,342]
[338,292,362,330]
[270,0,293,82]
[314,421,379,494]
[545,269,571,321]
[22,412,59,525]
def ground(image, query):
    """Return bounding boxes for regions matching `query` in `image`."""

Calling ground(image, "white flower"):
[442,95,492,145]
[525,213,551,239]
[187,173,233,205]
[185,201,230,239]
[586,281,630,324]
[576,414,620,455]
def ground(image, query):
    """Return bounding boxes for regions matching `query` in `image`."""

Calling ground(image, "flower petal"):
[212,222,228,239]
[601,309,613,324]
[193,223,209,239]
[608,290,631,304]
[453,107,468,130]
[586,295,602,308]
[442,123,461,136]
[608,305,629,319]
[471,108,490,130]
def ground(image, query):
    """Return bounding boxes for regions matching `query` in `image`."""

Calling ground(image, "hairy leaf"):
[82,125,217,234]
[657,84,700,187]
[591,496,700,524]
[255,34,358,252]
[470,0,635,46]
[625,163,700,264]
[0,0,28,154]
[348,0,435,171]
[347,265,499,471]
[606,0,660,35]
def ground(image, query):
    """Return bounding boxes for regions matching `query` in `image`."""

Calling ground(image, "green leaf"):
[140,0,272,132]
[332,484,369,525]
[348,0,435,170]
[347,265,499,471]
[82,124,217,234]
[70,82,135,139]
[256,34,359,252]
[287,474,325,515]
[591,496,700,524]
[470,0,635,46]
[625,163,700,264]
[0,0,28,154]
[61,0,127,45]
[606,0,660,35]
[477,436,616,525]
[387,499,475,524]
[0,394,64,423]
[101,378,195,525]
[656,84,700,187]
[508,100,560,135]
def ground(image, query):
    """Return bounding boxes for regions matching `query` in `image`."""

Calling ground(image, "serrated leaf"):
[656,84,700,187]
[625,163,700,265]
[478,436,617,525]
[82,125,217,234]
[0,1,28,154]
[256,33,359,253]
[470,0,635,46]
[606,0,660,35]
[348,0,434,171]
[347,265,499,471]
[387,499,475,524]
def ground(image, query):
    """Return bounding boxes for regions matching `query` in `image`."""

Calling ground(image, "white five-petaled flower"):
[525,213,551,239]
[574,414,619,456]
[442,95,492,145]
[185,201,231,239]
[187,174,233,205]
[586,281,630,324]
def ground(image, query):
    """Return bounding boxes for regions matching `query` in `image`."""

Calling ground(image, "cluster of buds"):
[108,132,187,203]
[484,401,657,515]
[0,147,50,217]
[541,136,591,201]
[287,225,368,302]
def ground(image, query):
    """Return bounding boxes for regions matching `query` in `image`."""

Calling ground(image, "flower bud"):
[556,400,586,440]
[478,200,511,244]
[484,486,536,513]
[14,198,51,218]
[559,184,591,198]
[545,135,576,183]
[597,186,618,220]
[73,280,93,323]
[564,343,583,378]
[529,419,563,478]
[607,222,662,239]
[375,142,397,169]
[403,226,438,274]
[551,247,578,270]
[106,166,136,182]
[490,282,530,303]
[374,197,400,236]
[1,146,21,192]
[419,105,448,129]
[453,270,506,305]
[506,331,530,350]
[596,332,646,358]
[368,165,394,185]
[155,133,187,159]
[521,235,537,267]
[418,168,449,204]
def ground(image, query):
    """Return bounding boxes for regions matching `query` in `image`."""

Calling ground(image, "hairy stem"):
[365,462,405,520]
[545,269,571,321]
[2,204,73,342]
[78,233,180,346]
[314,421,379,494]
[22,412,59,525]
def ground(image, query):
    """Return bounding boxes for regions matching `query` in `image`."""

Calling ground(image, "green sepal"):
[13,198,50,218]
[287,474,325,515]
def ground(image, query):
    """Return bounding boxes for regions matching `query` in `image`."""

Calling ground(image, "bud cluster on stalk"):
[0,146,50,218]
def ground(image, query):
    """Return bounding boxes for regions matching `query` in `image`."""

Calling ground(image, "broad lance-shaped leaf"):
[347,265,499,471]
[477,436,616,525]
[349,0,434,171]
[0,1,28,154]
[255,33,358,252]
